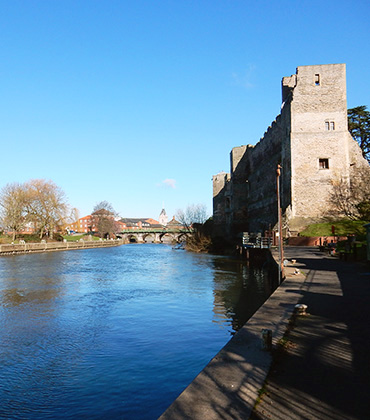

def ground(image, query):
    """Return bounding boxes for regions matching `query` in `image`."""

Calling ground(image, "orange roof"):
[145,218,160,225]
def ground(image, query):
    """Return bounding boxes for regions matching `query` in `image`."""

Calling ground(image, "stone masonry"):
[213,64,368,238]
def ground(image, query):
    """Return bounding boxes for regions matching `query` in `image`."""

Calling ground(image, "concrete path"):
[251,247,370,420]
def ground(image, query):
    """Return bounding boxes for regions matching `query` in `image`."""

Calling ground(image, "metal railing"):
[242,233,272,249]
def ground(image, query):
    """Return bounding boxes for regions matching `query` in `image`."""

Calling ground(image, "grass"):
[0,235,12,244]
[299,219,369,240]
[62,234,101,242]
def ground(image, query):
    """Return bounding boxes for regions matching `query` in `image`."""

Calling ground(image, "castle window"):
[319,158,329,169]
[325,120,335,130]
[315,74,320,86]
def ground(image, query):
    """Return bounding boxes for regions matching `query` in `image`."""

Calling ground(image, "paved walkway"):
[251,247,370,420]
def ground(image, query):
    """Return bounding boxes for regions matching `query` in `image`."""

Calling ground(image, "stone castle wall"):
[288,64,349,230]
[213,63,368,238]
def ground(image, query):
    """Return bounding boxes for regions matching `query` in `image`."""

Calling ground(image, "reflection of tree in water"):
[212,258,278,333]
[1,288,60,308]
[0,253,66,310]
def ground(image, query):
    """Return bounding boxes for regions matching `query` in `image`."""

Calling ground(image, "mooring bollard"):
[261,329,272,351]
[294,303,308,315]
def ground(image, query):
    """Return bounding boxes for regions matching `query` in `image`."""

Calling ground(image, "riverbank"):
[0,239,123,256]
[159,246,369,419]
[158,247,305,419]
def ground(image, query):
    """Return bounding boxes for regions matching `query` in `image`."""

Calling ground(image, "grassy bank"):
[62,234,101,242]
[299,219,369,240]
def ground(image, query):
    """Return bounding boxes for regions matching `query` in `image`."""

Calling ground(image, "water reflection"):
[0,245,277,419]
[211,257,277,333]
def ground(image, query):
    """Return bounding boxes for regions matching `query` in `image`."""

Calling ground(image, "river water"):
[0,244,277,419]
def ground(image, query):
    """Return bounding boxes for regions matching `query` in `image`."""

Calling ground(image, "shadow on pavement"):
[250,248,370,420]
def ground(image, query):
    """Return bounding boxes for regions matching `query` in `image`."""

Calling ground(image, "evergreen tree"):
[348,105,370,162]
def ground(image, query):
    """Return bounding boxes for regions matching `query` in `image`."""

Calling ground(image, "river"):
[0,244,277,419]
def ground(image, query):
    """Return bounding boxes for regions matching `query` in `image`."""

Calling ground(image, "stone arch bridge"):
[116,229,189,244]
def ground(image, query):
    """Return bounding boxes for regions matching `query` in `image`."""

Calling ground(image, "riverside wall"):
[0,239,123,256]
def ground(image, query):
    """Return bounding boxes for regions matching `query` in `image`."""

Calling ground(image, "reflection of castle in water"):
[211,258,278,332]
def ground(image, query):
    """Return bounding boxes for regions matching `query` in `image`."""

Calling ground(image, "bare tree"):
[176,203,209,230]
[330,167,370,220]
[92,201,118,238]
[0,182,27,241]
[25,179,69,239]
[176,204,211,252]
[68,207,80,224]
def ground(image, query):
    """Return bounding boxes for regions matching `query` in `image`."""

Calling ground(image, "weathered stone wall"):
[212,172,231,237]
[289,64,349,230]
[213,63,369,238]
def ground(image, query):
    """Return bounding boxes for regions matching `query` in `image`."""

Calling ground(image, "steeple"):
[159,208,168,226]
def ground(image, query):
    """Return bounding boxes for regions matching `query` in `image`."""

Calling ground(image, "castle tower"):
[285,64,351,231]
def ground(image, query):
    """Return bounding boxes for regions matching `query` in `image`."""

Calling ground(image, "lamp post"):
[276,164,284,283]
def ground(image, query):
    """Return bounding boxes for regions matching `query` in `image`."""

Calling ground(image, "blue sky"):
[1,0,369,221]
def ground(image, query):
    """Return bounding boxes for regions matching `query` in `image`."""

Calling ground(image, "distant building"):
[66,215,95,234]
[166,216,183,230]
[159,208,168,226]
[118,218,163,230]
[65,210,179,234]
[66,209,119,234]
[120,218,150,229]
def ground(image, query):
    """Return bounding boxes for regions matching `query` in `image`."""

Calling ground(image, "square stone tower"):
[286,64,350,230]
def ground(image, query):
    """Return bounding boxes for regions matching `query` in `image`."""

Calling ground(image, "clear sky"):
[1,0,369,221]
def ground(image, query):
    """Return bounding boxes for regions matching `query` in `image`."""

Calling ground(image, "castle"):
[213,64,368,239]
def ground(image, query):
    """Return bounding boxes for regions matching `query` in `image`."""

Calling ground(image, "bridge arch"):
[143,233,156,243]
[176,232,188,243]
[127,234,139,243]
[159,232,176,244]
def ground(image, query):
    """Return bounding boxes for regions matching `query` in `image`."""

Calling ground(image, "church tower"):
[159,208,168,226]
